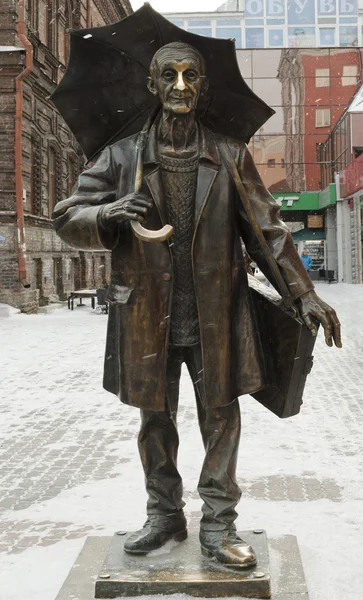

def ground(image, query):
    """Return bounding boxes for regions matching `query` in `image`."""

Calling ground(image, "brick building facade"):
[0,0,132,312]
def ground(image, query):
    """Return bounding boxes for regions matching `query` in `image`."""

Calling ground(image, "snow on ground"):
[0,283,362,600]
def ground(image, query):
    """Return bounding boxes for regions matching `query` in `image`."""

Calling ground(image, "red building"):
[300,48,363,191]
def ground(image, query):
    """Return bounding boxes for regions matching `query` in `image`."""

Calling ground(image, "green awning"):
[291,228,326,241]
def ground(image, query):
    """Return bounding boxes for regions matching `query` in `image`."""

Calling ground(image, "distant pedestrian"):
[300,248,313,273]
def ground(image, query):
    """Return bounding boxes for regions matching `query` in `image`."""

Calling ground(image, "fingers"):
[317,310,333,347]
[109,197,153,224]
[303,305,342,349]
[330,311,342,348]
[126,199,153,223]
[302,312,318,337]
[130,199,154,210]
[297,292,342,349]
[110,199,152,213]
[121,211,147,223]
[317,306,342,348]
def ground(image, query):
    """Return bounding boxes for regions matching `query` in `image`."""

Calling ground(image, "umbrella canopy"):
[50,3,275,161]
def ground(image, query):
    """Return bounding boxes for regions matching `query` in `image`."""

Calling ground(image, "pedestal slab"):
[55,532,309,600]
[95,530,270,598]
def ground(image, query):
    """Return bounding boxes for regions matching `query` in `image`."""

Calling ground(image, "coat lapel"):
[144,167,168,226]
[194,164,218,230]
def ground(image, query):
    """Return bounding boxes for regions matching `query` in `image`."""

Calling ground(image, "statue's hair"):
[149,42,206,78]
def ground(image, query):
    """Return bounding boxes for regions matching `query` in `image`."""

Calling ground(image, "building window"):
[30,133,42,216]
[49,147,56,214]
[246,28,264,48]
[269,29,284,47]
[38,0,47,44]
[342,64,358,86]
[59,2,71,65]
[316,108,331,128]
[28,0,38,31]
[187,27,212,37]
[33,258,43,291]
[45,1,53,48]
[339,26,358,47]
[281,158,285,167]
[67,155,79,196]
[48,145,62,215]
[215,27,242,47]
[288,27,315,47]
[316,68,330,87]
[267,159,276,168]
[319,28,335,46]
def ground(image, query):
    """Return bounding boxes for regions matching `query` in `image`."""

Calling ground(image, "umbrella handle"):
[131,220,173,242]
[130,106,174,243]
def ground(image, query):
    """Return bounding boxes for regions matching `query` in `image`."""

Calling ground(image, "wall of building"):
[0,0,131,312]
[0,0,18,46]
[301,48,363,191]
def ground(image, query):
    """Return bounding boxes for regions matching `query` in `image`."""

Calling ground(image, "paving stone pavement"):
[0,283,362,600]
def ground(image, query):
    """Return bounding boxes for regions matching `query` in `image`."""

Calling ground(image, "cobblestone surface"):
[0,283,363,600]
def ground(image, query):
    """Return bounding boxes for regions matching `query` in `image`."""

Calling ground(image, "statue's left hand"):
[297,290,342,348]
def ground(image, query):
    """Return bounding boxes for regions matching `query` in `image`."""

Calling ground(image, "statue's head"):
[147,42,208,114]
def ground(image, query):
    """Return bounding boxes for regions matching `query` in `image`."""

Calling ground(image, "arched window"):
[59,1,72,65]
[30,133,42,216]
[28,0,38,31]
[67,153,80,196]
[36,0,55,49]
[38,0,48,45]
[48,144,62,215]
[49,147,56,214]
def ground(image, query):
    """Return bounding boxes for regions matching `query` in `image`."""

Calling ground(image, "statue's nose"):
[174,72,186,91]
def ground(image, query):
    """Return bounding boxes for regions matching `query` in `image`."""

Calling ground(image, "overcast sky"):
[131,0,222,13]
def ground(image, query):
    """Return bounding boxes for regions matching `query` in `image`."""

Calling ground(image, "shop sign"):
[307,215,324,228]
[245,0,357,19]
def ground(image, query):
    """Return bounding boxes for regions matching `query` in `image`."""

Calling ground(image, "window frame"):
[315,67,330,88]
[316,108,331,128]
[342,64,358,86]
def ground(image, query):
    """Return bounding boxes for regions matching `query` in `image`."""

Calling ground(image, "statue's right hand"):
[100,194,153,228]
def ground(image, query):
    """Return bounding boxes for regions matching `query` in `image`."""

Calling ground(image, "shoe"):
[200,529,257,568]
[124,513,187,555]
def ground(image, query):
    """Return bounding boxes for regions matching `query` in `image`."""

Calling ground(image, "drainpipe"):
[15,0,33,288]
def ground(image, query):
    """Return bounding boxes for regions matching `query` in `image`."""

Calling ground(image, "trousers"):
[137,344,242,531]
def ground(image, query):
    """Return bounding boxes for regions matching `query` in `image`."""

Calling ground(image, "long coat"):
[52,123,314,411]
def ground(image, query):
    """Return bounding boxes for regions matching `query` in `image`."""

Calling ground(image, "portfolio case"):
[249,276,317,419]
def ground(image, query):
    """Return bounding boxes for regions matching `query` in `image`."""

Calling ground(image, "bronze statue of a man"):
[52,42,341,568]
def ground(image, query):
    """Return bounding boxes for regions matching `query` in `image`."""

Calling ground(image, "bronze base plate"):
[55,533,309,600]
[94,530,271,598]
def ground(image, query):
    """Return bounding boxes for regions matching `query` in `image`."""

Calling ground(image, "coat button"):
[159,321,167,330]
[162,273,171,281]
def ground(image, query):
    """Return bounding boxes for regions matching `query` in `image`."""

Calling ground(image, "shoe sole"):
[124,529,188,555]
[201,546,257,568]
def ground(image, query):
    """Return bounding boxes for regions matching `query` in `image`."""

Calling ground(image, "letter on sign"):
[245,0,264,16]
[340,0,356,13]
[319,0,336,13]
[267,0,284,15]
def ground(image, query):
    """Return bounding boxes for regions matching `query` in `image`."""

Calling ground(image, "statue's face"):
[149,50,204,114]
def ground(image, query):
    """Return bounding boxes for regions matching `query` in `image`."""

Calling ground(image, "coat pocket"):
[106,283,133,304]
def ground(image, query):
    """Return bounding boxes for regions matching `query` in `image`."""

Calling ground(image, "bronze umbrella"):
[50,2,274,241]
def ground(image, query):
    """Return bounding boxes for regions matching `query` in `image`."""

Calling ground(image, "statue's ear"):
[147,77,158,96]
